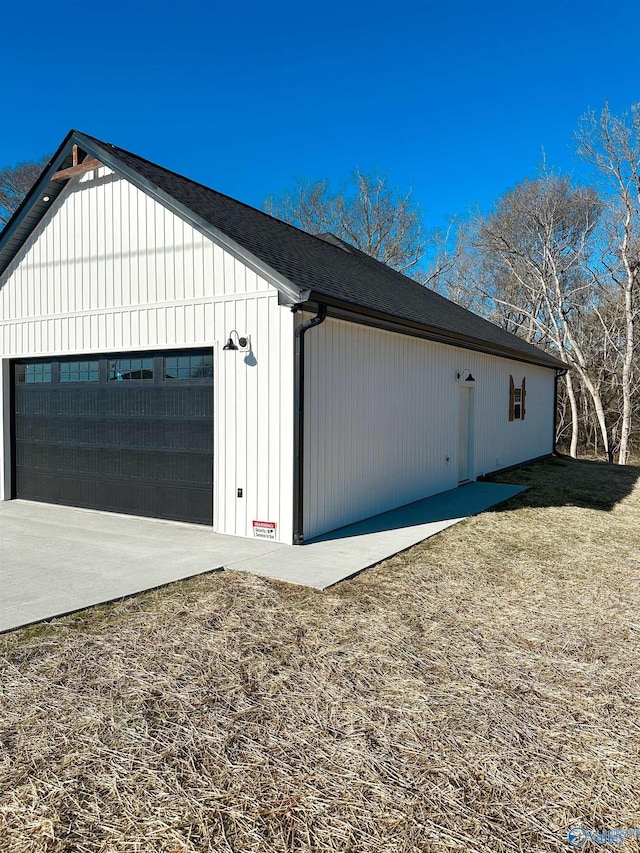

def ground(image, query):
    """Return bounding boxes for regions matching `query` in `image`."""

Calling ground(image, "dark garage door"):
[12,349,214,524]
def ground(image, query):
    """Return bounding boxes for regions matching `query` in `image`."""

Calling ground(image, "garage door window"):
[164,353,213,380]
[108,358,154,382]
[60,361,99,382]
[15,363,52,383]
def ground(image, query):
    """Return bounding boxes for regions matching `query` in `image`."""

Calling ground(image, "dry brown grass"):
[1,456,640,852]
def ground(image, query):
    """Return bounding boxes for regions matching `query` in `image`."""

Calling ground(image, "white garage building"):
[0,131,565,544]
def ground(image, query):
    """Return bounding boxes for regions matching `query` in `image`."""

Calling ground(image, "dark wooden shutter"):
[521,376,526,420]
[509,375,515,421]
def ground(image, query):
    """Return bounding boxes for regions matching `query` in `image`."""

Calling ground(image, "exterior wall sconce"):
[223,330,249,351]
[457,369,475,382]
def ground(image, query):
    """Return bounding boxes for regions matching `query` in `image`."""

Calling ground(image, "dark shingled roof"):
[1,131,566,369]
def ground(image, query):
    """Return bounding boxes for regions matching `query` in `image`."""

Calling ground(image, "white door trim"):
[458,384,474,484]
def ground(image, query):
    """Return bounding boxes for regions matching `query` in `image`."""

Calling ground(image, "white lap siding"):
[0,168,294,543]
[303,317,554,540]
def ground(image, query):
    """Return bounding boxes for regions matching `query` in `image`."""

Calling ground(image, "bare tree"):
[470,173,607,459]
[0,157,49,227]
[264,169,456,284]
[577,103,640,464]
[436,220,491,314]
[441,107,639,462]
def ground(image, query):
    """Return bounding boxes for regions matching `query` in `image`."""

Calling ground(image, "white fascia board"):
[74,133,308,308]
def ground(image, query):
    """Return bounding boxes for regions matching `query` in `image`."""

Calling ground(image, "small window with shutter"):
[509,375,526,421]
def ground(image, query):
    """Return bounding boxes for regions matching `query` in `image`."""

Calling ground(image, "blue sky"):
[1,0,638,228]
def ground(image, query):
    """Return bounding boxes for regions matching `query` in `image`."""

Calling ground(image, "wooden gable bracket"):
[52,144,102,181]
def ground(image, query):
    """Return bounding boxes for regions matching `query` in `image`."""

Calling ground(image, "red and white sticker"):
[252,520,277,540]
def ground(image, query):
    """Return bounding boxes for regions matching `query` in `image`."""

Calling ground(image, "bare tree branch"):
[264,170,453,283]
[0,157,49,227]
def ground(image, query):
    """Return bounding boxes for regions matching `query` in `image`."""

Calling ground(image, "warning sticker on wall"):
[252,520,277,540]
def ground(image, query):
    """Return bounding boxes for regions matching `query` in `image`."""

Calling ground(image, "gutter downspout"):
[293,304,327,545]
[553,368,568,454]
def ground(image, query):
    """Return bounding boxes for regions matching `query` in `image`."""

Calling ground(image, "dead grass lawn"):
[1,456,639,852]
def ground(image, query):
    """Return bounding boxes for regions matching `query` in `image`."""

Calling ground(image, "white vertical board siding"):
[0,169,294,543]
[304,317,554,540]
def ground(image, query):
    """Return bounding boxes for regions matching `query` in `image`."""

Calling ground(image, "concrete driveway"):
[0,500,283,633]
[0,482,525,633]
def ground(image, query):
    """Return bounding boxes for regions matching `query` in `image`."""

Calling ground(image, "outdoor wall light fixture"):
[457,369,475,382]
[223,330,249,351]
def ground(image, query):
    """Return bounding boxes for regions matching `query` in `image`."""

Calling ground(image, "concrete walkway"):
[0,482,524,632]
[229,482,526,588]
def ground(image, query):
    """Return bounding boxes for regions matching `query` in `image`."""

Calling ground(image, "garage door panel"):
[17,444,211,485]
[15,471,212,524]
[15,390,56,416]
[16,414,101,445]
[13,349,214,524]
[55,388,102,416]
[17,415,213,453]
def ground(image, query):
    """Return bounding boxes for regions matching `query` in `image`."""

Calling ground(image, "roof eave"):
[302,293,568,371]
